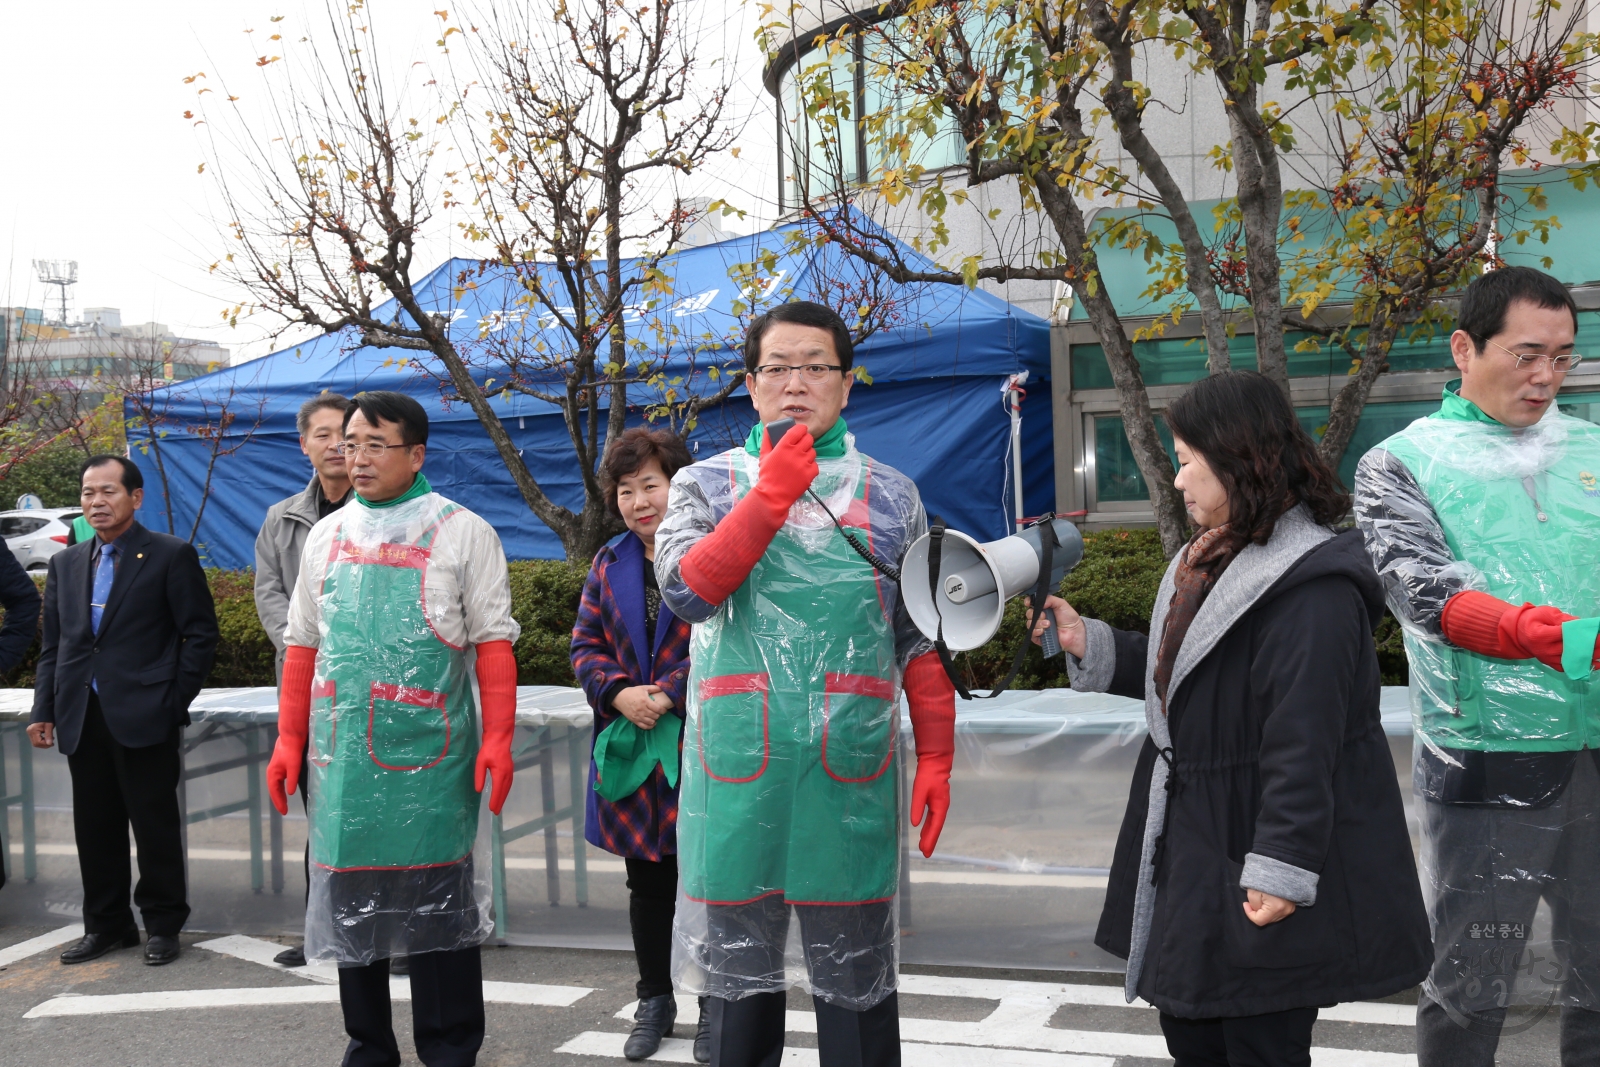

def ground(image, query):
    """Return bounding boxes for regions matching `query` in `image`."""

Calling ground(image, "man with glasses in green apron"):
[266,392,520,1067]
[1355,268,1600,1066]
[656,302,959,1067]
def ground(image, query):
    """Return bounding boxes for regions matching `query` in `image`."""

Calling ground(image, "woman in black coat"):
[1037,372,1430,1066]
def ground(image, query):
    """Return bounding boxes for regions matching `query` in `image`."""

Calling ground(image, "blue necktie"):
[91,542,117,635]
[90,542,116,694]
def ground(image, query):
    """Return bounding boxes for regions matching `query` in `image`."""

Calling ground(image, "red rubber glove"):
[679,423,818,605]
[474,639,518,815]
[267,644,317,816]
[905,650,956,859]
[1440,590,1579,671]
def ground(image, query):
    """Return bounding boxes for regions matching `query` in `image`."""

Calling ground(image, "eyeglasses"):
[334,442,415,459]
[1484,338,1583,373]
[752,363,846,384]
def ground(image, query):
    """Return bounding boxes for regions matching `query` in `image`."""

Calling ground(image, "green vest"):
[677,446,900,905]
[307,492,481,869]
[1380,386,1600,751]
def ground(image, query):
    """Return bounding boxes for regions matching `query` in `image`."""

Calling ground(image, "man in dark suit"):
[27,455,218,966]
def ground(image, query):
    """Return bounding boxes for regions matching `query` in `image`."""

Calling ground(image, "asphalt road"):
[0,923,1569,1066]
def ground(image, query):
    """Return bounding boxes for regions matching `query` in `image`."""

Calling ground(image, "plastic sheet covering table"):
[0,685,1418,972]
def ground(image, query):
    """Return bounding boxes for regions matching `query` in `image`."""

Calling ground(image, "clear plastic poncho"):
[285,483,517,965]
[655,435,930,1011]
[1354,397,1600,1022]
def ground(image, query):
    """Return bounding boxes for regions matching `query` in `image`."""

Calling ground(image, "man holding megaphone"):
[655,301,956,1067]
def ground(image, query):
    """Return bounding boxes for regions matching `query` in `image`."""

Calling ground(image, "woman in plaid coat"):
[570,427,701,1061]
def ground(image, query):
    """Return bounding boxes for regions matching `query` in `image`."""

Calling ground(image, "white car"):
[1,508,84,572]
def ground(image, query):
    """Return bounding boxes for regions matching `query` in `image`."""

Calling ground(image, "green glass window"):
[781,47,862,199]
[1294,399,1442,487]
[1091,398,1455,507]
[861,21,965,176]
[1069,326,1473,392]
[1558,391,1600,424]
[1093,414,1175,503]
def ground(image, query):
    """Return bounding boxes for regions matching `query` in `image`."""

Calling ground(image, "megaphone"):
[902,518,1084,653]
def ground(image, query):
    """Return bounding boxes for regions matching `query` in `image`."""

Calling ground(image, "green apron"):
[678,451,900,905]
[308,498,481,871]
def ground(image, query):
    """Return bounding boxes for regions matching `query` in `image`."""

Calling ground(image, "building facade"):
[763,1,1600,529]
[4,308,228,412]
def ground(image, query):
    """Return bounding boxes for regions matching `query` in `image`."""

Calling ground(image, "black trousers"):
[626,854,678,1000]
[1159,1007,1318,1067]
[711,990,900,1067]
[66,695,189,937]
[338,946,485,1067]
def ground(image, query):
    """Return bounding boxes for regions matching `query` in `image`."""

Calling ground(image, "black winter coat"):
[1080,517,1430,1018]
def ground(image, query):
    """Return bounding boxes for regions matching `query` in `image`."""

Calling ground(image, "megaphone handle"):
[1040,612,1062,658]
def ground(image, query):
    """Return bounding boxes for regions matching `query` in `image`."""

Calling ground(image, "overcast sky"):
[0,1,780,362]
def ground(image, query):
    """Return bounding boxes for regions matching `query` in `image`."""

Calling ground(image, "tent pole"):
[1006,372,1029,531]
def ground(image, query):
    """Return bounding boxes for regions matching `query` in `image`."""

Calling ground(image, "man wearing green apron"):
[1355,267,1600,1066]
[656,302,958,1067]
[267,391,520,1067]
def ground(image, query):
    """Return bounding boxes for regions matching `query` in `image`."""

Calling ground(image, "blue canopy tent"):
[129,220,1053,568]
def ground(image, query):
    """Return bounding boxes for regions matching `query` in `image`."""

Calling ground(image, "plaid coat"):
[571,531,691,861]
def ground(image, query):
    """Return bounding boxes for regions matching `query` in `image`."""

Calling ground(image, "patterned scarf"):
[1153,525,1237,714]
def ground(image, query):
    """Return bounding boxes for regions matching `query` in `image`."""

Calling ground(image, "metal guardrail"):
[1,685,1416,932]
[0,687,597,923]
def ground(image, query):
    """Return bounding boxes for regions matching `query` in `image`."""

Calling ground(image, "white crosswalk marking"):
[195,934,593,1006]
[195,934,341,983]
[0,924,84,968]
[558,1031,1114,1066]
[25,934,594,1018]
[27,985,348,1017]
[25,978,592,1018]
[600,976,1419,1067]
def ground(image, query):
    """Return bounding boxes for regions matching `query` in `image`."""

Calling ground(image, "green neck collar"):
[744,417,849,459]
[357,472,432,509]
[1438,380,1507,426]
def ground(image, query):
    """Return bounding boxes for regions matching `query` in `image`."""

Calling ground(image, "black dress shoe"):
[389,954,409,976]
[273,945,306,967]
[693,996,711,1064]
[60,928,141,965]
[144,934,180,966]
[624,993,678,1061]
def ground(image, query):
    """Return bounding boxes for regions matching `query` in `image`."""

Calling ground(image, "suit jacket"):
[570,531,691,860]
[31,522,219,755]
[0,542,40,674]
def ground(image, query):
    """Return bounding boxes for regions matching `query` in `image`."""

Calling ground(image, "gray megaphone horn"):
[902,518,1084,654]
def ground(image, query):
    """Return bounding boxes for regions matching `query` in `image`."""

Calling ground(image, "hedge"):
[0,529,1408,692]
[0,443,98,508]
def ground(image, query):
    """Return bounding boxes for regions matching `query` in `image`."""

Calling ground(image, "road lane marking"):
[27,985,346,1016]
[0,924,84,968]
[482,981,592,1006]
[898,973,1416,1027]
[25,977,592,1018]
[1318,1001,1417,1027]
[600,981,1416,1067]
[194,934,590,1006]
[195,935,340,984]
[558,1031,1114,1066]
